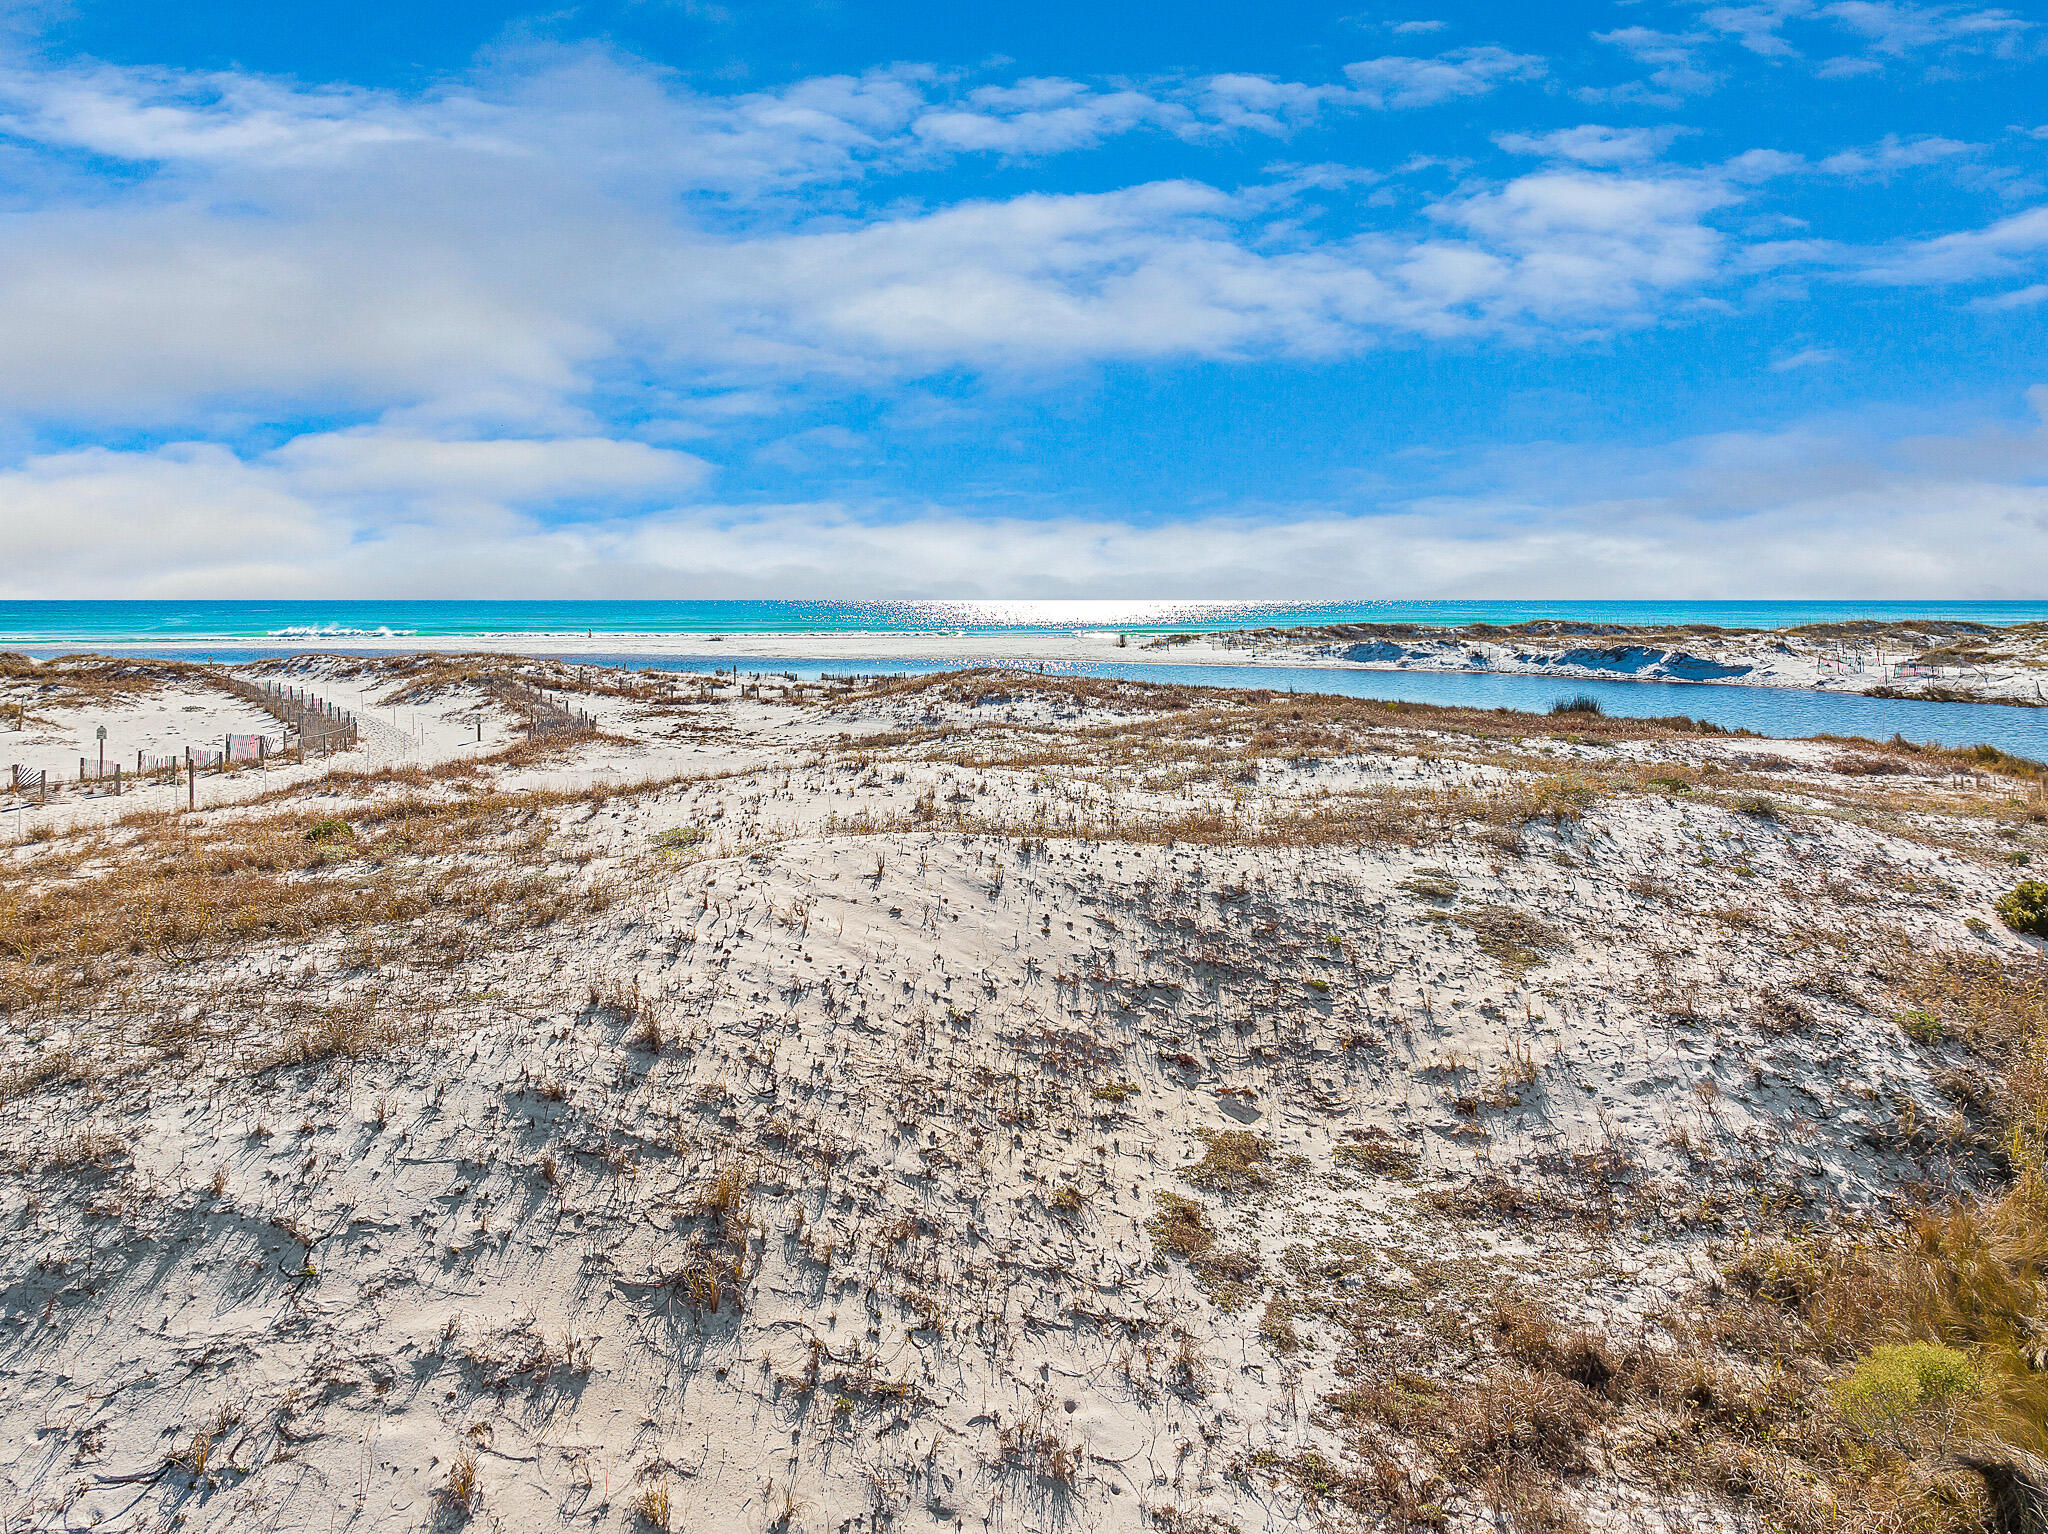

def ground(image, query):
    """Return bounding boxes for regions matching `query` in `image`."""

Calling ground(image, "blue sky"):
[0,0,2043,597]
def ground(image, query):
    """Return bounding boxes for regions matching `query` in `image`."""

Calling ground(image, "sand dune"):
[1,655,2044,1532]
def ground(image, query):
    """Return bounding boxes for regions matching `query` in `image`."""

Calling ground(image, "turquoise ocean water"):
[2,598,2046,641]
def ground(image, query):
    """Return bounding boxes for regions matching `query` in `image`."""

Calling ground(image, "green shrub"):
[1896,1009,1943,1045]
[1831,1343,1976,1437]
[1185,1128,1272,1194]
[304,818,355,843]
[1996,880,2048,936]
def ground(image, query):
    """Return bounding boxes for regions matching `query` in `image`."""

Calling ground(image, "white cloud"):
[1675,0,2029,77]
[1816,132,1979,174]
[1427,173,1732,323]
[1820,0,2028,56]
[682,167,1744,368]
[1589,27,1722,99]
[6,401,2048,598]
[1973,281,2048,309]
[0,200,612,423]
[1815,53,1888,75]
[0,63,458,165]
[911,80,1187,155]
[0,38,2027,460]
[1860,202,2048,283]
[1342,46,1545,108]
[1769,345,1838,369]
[1722,147,1807,181]
[0,33,1768,431]
[1493,124,1689,165]
[1193,75,1341,135]
[1698,2,1813,56]
[266,431,711,502]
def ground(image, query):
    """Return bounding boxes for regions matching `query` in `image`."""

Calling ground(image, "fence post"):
[113,764,120,797]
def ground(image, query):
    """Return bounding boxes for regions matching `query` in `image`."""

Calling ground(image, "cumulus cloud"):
[676,165,1747,369]
[0,200,614,424]
[6,401,2048,598]
[1425,173,1733,324]
[0,27,2008,439]
[0,430,712,596]
[0,37,1772,434]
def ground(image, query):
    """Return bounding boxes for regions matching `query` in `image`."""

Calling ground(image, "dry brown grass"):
[441,1446,480,1516]
[845,673,2046,811]
[0,782,620,1090]
[0,652,220,711]
[998,1393,1082,1487]
[1149,1191,1260,1308]
[629,1480,672,1529]
[829,774,1615,854]
[1453,903,1566,974]
[1253,944,2048,1534]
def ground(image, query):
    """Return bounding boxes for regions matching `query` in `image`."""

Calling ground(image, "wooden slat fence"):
[484,678,597,739]
[222,677,360,755]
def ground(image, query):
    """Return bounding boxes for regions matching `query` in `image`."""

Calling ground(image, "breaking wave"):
[267,624,420,639]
